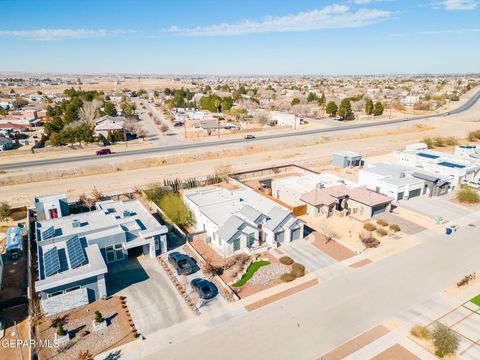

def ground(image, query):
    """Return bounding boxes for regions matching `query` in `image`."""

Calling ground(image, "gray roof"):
[238,205,264,224]
[265,207,291,232]
[216,215,245,242]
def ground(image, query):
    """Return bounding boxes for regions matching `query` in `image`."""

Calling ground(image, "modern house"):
[332,151,363,168]
[34,195,168,316]
[183,187,304,257]
[395,148,480,186]
[94,115,127,137]
[455,145,480,161]
[270,112,302,128]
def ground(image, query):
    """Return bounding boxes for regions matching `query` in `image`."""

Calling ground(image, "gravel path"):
[248,264,290,286]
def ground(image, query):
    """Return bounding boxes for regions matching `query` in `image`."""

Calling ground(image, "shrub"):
[363,223,376,232]
[280,273,296,282]
[376,228,387,237]
[432,323,459,358]
[94,310,103,323]
[56,322,65,336]
[0,201,11,222]
[467,130,480,141]
[457,185,480,204]
[360,233,380,248]
[410,325,431,340]
[423,137,433,149]
[389,224,401,232]
[279,256,294,265]
[290,263,305,278]
[376,219,388,227]
[433,137,446,147]
[445,136,458,146]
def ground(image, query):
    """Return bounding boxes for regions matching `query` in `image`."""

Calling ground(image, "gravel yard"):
[248,264,290,286]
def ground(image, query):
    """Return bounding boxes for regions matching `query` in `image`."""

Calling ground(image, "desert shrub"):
[457,185,480,204]
[423,137,433,149]
[433,137,446,147]
[457,272,476,287]
[360,233,380,248]
[279,256,294,265]
[94,310,103,323]
[432,323,459,358]
[0,201,11,222]
[363,223,376,232]
[445,136,458,146]
[410,325,431,340]
[376,228,387,237]
[290,263,305,278]
[280,273,296,282]
[56,322,65,336]
[467,130,480,141]
[389,224,401,232]
[376,219,388,227]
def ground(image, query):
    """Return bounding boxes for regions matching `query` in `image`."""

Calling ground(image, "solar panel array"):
[44,247,60,277]
[42,226,55,240]
[66,235,86,269]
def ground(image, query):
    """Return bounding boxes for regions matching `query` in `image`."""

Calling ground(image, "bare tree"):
[91,187,104,203]
[160,123,169,134]
[79,101,101,127]
[136,127,147,140]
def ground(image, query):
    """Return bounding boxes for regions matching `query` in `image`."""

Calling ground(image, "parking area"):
[164,248,229,315]
[399,196,470,221]
[106,255,193,336]
[278,238,336,272]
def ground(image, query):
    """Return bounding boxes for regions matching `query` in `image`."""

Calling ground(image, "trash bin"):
[446,227,453,235]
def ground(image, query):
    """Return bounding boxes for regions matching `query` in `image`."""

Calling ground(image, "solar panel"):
[42,226,55,240]
[44,247,60,277]
[66,235,86,269]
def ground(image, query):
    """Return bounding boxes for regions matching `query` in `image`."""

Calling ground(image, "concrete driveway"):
[106,255,193,336]
[279,238,336,272]
[374,212,427,235]
[399,196,469,221]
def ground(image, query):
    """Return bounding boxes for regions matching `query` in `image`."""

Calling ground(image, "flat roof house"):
[183,187,304,257]
[34,196,168,316]
[332,151,363,168]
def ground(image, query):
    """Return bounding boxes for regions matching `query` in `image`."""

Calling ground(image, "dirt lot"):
[36,296,136,360]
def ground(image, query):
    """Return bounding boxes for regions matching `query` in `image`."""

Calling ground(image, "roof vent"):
[316,183,325,189]
[123,210,131,217]
[72,219,81,228]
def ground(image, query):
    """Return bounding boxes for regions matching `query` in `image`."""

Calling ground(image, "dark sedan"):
[191,278,218,300]
[167,252,198,275]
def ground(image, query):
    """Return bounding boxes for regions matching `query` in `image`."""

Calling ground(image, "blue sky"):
[0,0,479,75]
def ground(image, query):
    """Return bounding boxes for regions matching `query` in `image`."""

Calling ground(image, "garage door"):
[291,228,301,241]
[372,205,386,216]
[397,192,404,201]
[408,188,422,199]
[275,231,285,243]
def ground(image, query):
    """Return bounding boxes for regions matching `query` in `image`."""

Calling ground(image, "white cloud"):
[433,0,478,10]
[391,28,480,36]
[0,28,135,40]
[165,4,392,36]
[351,0,386,4]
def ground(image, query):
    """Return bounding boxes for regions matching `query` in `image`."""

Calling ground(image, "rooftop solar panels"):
[417,152,439,159]
[438,161,466,169]
[66,235,86,269]
[41,226,55,240]
[44,247,60,277]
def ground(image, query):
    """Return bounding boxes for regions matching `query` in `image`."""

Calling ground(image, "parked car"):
[167,252,197,275]
[174,122,184,127]
[96,148,112,155]
[244,134,256,140]
[191,278,218,300]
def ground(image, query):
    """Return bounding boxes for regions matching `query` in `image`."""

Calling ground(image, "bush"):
[146,187,195,226]
[363,223,377,232]
[410,325,431,340]
[56,322,65,336]
[376,228,387,237]
[0,201,11,222]
[280,273,296,282]
[457,185,480,204]
[423,137,433,149]
[360,233,380,248]
[445,136,458,146]
[389,224,401,232]
[279,256,294,265]
[94,310,103,323]
[376,219,388,227]
[432,323,459,358]
[290,263,305,278]
[467,130,480,142]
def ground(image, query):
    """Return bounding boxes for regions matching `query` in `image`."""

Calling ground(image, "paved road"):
[3,90,480,171]
[110,209,480,360]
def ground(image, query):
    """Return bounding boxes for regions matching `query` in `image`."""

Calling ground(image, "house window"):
[105,244,124,263]
[247,233,255,248]
[233,238,241,251]
[155,237,160,251]
[65,286,81,293]
[276,190,280,199]
[47,290,64,298]
[49,208,58,219]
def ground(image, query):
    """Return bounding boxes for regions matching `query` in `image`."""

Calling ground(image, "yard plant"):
[360,233,380,248]
[0,201,11,222]
[457,185,480,204]
[94,310,104,324]
[145,187,195,226]
[389,224,401,232]
[279,256,294,265]
[376,228,387,237]
[56,322,65,337]
[280,273,296,282]
[232,260,270,287]
[376,219,388,227]
[363,223,376,232]
[290,263,305,278]
[410,325,431,340]
[432,323,459,358]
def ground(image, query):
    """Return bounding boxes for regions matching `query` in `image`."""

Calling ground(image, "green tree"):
[307,92,318,103]
[432,323,459,358]
[164,88,172,96]
[214,98,221,113]
[102,101,117,117]
[291,98,301,106]
[44,116,64,136]
[326,101,338,116]
[318,93,326,106]
[373,101,384,116]
[153,90,159,98]
[338,99,353,119]
[365,99,374,115]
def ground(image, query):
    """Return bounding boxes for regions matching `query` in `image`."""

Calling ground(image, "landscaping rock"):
[248,264,290,286]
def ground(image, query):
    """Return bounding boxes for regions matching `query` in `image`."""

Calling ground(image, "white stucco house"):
[183,187,304,257]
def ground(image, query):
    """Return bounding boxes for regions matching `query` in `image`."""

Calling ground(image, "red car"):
[96,148,112,156]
